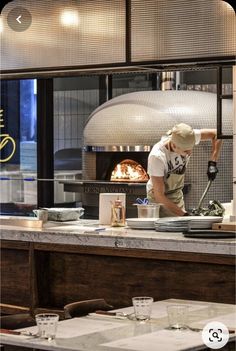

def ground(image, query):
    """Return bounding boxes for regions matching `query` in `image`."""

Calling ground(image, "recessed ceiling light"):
[0,16,3,33]
[60,10,79,27]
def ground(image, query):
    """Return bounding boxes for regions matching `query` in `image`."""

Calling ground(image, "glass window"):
[0,79,37,216]
[53,76,99,206]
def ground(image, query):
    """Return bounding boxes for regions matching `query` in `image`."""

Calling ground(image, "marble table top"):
[0,219,235,255]
[1,299,235,351]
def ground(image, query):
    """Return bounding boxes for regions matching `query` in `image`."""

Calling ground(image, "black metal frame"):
[99,75,113,104]
[1,57,235,80]
[37,79,54,208]
[125,0,131,64]
[216,66,233,139]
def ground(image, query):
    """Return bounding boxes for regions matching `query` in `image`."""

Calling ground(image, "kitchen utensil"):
[136,198,149,204]
[137,204,159,218]
[192,180,212,215]
[0,328,39,338]
[182,326,235,334]
[89,311,134,320]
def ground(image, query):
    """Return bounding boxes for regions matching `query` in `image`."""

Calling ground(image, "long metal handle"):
[196,180,212,211]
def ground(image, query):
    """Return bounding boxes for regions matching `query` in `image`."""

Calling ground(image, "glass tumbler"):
[167,305,189,329]
[35,313,59,340]
[132,296,153,321]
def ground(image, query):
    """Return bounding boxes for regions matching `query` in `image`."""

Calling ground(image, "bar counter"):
[0,220,235,317]
[0,219,234,255]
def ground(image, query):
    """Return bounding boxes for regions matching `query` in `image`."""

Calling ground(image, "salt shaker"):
[111,198,125,227]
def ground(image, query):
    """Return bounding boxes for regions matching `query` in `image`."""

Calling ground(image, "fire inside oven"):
[110,159,148,182]
[95,152,149,182]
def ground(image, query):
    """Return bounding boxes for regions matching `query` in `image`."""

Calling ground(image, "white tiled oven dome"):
[83,91,232,147]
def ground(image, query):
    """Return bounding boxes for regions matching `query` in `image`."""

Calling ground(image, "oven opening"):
[110,159,148,182]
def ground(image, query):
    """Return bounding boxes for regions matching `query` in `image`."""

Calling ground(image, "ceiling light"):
[60,10,79,27]
[0,16,3,33]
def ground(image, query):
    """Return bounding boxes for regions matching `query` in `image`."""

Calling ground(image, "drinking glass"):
[132,297,153,321]
[35,313,59,340]
[167,305,188,329]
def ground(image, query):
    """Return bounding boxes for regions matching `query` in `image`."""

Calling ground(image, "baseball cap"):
[167,123,195,150]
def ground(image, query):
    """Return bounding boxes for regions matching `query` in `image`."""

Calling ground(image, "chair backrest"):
[0,313,36,329]
[64,299,113,318]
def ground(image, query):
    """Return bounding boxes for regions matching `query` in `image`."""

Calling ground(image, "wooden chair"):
[0,313,36,329]
[64,299,113,318]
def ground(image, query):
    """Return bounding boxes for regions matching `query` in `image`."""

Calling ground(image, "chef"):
[146,123,222,217]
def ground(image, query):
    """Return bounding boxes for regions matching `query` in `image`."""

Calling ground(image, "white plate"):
[154,216,223,231]
[126,218,157,229]
[157,217,222,227]
[157,216,222,223]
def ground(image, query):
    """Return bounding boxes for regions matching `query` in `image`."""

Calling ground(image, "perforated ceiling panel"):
[131,0,236,61]
[1,0,126,70]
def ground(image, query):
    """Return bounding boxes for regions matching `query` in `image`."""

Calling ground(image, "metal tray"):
[183,229,236,238]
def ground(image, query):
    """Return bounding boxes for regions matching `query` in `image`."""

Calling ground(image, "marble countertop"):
[1,299,235,351]
[0,219,235,255]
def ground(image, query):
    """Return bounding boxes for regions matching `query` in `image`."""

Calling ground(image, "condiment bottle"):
[111,198,125,227]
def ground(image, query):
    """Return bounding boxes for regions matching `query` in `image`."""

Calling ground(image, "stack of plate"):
[155,216,223,232]
[189,216,223,229]
[126,218,157,229]
[155,217,191,232]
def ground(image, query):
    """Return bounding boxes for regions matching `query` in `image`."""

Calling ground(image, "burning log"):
[110,159,148,182]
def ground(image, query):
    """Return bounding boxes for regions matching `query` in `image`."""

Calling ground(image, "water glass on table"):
[35,313,59,340]
[132,296,153,321]
[167,305,189,329]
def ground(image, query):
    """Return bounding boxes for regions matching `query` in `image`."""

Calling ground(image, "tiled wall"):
[184,141,232,210]
[54,90,99,152]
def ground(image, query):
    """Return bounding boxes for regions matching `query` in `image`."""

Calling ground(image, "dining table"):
[0,299,235,351]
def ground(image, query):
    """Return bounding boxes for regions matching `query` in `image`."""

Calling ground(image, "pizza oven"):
[81,90,232,217]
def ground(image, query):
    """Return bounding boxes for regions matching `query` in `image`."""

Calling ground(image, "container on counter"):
[111,198,126,227]
[99,193,126,225]
[137,204,160,218]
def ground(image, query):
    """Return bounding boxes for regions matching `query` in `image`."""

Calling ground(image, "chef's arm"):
[151,176,186,216]
[200,129,222,162]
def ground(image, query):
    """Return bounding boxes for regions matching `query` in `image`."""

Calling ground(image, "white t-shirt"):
[147,129,201,193]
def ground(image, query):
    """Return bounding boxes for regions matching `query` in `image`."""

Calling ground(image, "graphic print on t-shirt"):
[166,155,187,177]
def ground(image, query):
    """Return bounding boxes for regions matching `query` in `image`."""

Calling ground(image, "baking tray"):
[183,229,236,238]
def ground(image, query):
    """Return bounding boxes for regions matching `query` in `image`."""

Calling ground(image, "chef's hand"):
[207,161,218,181]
